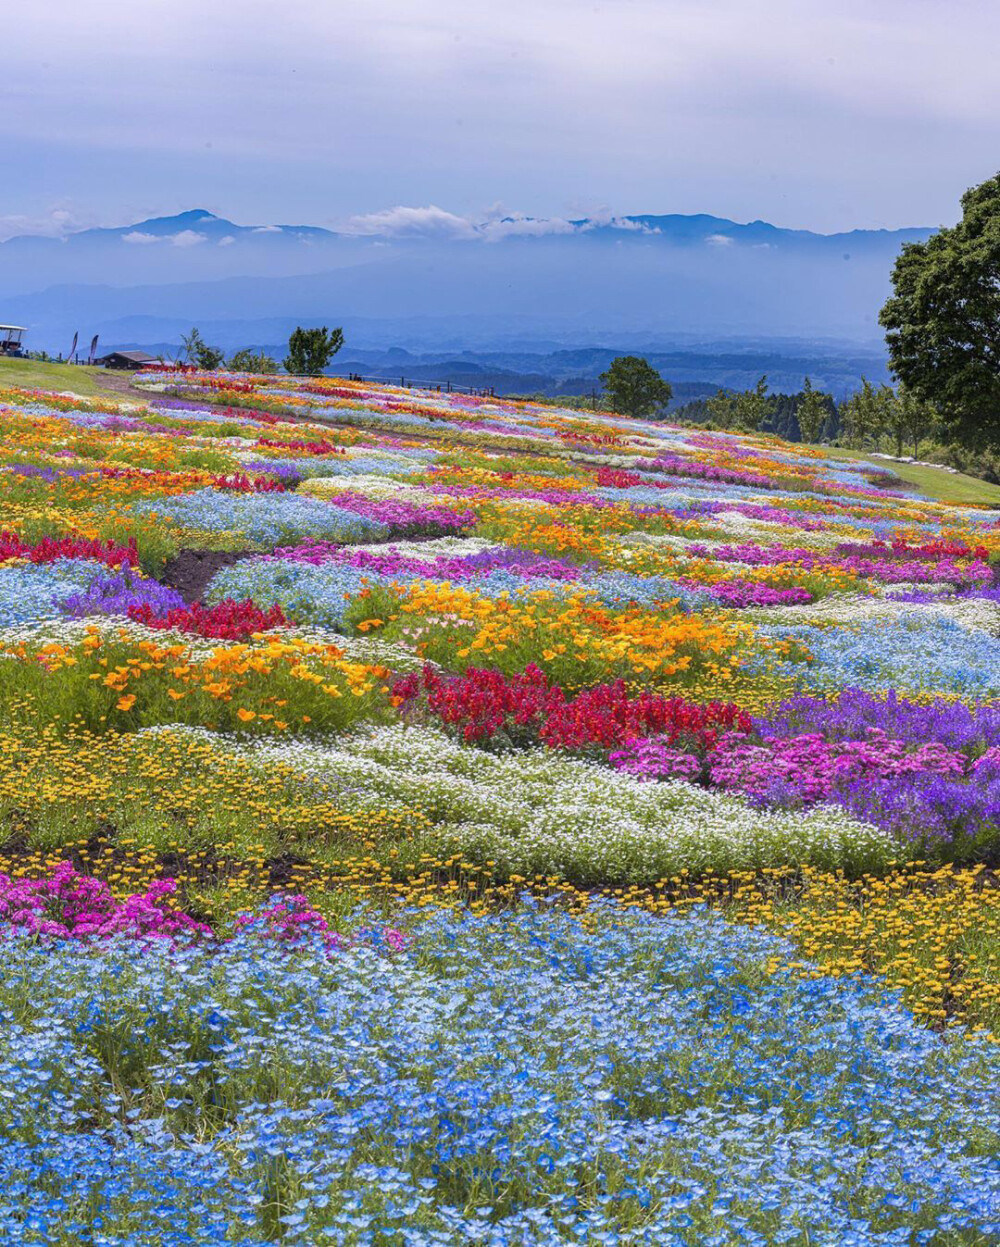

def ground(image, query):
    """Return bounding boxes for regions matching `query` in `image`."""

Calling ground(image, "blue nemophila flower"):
[0,904,998,1243]
[130,489,389,548]
[0,559,111,627]
[754,611,1000,699]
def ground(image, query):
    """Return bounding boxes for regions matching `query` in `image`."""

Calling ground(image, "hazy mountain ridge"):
[0,207,931,394]
[0,206,933,300]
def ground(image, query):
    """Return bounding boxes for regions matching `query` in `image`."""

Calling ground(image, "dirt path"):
[95,371,151,402]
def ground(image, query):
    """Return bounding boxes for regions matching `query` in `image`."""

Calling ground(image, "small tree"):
[284,326,344,377]
[598,356,672,418]
[705,390,738,430]
[180,327,225,370]
[180,327,202,361]
[839,377,892,449]
[734,375,771,431]
[885,385,938,458]
[229,347,278,374]
[795,377,829,444]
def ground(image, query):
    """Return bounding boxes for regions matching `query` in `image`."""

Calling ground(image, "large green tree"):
[284,326,344,377]
[599,356,672,418]
[880,172,1000,448]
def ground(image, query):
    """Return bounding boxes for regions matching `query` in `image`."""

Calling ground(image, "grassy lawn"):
[0,356,105,397]
[824,444,1000,507]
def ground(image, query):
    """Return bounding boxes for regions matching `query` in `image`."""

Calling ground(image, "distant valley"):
[0,208,932,398]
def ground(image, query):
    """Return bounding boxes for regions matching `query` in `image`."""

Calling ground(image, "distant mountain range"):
[0,207,934,396]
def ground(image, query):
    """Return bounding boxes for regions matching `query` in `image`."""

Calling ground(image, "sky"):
[3,0,999,241]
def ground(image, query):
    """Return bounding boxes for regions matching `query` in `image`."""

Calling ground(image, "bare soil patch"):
[161,548,256,604]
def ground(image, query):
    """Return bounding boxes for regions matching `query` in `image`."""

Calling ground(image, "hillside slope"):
[3,372,1000,1237]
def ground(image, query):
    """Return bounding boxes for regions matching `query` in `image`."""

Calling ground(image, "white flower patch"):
[299,476,442,502]
[906,597,1000,636]
[705,512,840,549]
[0,614,226,654]
[615,532,702,553]
[343,536,500,561]
[242,724,900,882]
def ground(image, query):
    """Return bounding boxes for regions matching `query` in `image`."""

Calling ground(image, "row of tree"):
[698,376,834,443]
[180,326,344,376]
[692,375,936,455]
[839,380,939,458]
[598,355,937,456]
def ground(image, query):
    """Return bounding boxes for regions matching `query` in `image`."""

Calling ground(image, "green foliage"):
[705,390,738,430]
[180,328,225,371]
[885,386,939,458]
[838,377,893,450]
[734,375,771,431]
[176,447,234,473]
[706,376,772,432]
[795,377,830,444]
[0,638,389,740]
[598,355,672,418]
[284,326,344,377]
[880,171,1000,449]
[228,348,278,374]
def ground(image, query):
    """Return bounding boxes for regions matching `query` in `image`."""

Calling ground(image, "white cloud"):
[705,233,734,246]
[2,203,655,248]
[478,214,577,241]
[576,214,661,234]
[610,216,660,234]
[342,206,581,242]
[125,229,207,247]
[344,205,477,239]
[0,205,95,243]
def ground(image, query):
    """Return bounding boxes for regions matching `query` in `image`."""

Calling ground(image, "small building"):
[0,325,26,357]
[96,349,158,371]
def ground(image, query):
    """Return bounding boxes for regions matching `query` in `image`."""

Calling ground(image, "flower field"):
[2,370,1000,1241]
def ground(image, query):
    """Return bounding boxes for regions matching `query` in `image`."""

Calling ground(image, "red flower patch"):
[391,663,751,752]
[127,598,289,640]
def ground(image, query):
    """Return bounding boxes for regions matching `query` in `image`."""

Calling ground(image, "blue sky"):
[3,0,999,240]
